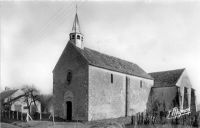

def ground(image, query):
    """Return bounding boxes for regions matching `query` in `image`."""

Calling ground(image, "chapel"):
[53,11,153,121]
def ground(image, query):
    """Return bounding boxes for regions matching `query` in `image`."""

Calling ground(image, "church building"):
[53,12,154,121]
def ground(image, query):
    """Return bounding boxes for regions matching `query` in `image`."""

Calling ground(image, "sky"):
[1,0,200,104]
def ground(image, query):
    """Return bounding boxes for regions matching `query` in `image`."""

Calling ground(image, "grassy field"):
[1,121,85,128]
[126,124,198,128]
[0,122,21,128]
[0,121,199,128]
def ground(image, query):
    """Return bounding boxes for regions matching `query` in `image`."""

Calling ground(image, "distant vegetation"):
[39,94,53,113]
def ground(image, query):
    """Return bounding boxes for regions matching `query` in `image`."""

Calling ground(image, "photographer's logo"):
[167,107,190,119]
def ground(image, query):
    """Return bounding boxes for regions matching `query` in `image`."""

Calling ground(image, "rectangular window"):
[183,87,188,109]
[111,74,113,83]
[125,76,130,116]
[191,89,195,106]
[140,80,143,88]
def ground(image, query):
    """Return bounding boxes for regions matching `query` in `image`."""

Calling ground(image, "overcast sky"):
[1,0,200,104]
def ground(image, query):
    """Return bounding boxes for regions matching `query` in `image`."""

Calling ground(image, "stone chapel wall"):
[53,43,88,121]
[88,65,153,121]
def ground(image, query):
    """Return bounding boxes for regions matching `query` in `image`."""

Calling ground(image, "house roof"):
[73,43,153,79]
[149,68,185,87]
[0,89,18,101]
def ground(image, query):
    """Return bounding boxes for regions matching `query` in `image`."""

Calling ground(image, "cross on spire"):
[76,4,77,14]
[72,5,81,33]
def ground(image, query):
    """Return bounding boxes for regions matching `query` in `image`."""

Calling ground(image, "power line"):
[33,1,75,42]
[36,0,88,42]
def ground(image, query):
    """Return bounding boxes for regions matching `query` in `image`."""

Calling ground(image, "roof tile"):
[0,89,18,100]
[149,68,185,87]
[74,43,153,79]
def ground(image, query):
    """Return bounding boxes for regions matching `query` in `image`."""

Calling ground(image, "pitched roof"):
[73,43,153,79]
[149,68,185,87]
[0,89,18,101]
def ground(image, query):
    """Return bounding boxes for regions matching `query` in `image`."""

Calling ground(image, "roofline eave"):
[88,64,154,80]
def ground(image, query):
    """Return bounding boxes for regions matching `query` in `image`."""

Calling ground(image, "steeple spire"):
[72,13,81,33]
[69,5,84,49]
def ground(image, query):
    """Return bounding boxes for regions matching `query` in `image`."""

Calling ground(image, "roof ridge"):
[149,68,185,87]
[0,89,19,100]
[149,68,185,74]
[2,89,18,92]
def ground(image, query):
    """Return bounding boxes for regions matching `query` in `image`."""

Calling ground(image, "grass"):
[0,120,199,128]
[1,120,123,128]
[0,122,21,128]
[126,124,198,128]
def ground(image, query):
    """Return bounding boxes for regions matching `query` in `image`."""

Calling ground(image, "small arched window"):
[111,74,113,83]
[77,35,80,39]
[140,80,143,88]
[66,71,72,85]
[72,35,75,39]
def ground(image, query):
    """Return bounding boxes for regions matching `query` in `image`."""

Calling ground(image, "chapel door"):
[66,101,72,120]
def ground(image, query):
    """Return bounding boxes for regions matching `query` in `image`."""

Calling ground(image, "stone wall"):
[53,42,88,121]
[176,70,192,110]
[147,86,178,113]
[147,70,196,114]
[127,75,153,116]
[88,65,153,121]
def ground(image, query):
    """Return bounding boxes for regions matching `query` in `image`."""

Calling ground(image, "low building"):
[0,88,41,120]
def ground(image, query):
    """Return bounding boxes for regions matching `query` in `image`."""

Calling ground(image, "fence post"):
[141,112,143,124]
[21,112,23,121]
[17,111,18,120]
[8,110,10,119]
[40,112,42,120]
[11,111,15,119]
[136,113,138,125]
[13,111,14,119]
[131,115,134,125]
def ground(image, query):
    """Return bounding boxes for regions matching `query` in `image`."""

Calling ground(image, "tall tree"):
[39,94,53,113]
[21,85,40,120]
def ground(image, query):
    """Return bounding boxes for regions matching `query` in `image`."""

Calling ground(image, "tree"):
[39,94,53,113]
[21,85,40,121]
[1,85,40,121]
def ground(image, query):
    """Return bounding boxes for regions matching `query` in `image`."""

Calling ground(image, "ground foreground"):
[0,121,198,128]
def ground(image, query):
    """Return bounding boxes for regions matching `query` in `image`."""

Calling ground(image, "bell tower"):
[69,7,84,49]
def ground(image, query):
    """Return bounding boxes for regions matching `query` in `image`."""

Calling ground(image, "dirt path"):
[0,122,21,128]
[1,121,123,128]
[12,121,86,128]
